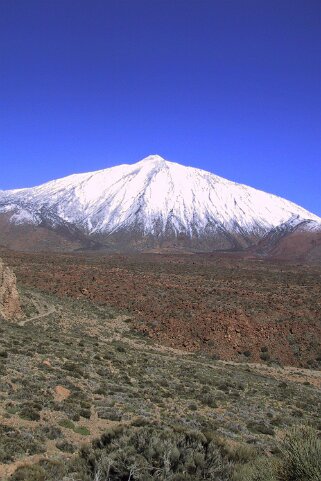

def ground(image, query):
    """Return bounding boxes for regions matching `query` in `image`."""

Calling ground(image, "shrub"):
[199,393,218,408]
[97,408,122,421]
[280,426,321,480]
[226,443,258,464]
[259,346,270,361]
[56,440,76,453]
[37,424,63,440]
[233,425,321,481]
[78,424,233,481]
[247,421,274,436]
[59,419,75,429]
[12,460,69,481]
[80,408,91,419]
[232,456,279,481]
[11,464,46,481]
[0,425,46,463]
[19,406,41,421]
[73,425,90,436]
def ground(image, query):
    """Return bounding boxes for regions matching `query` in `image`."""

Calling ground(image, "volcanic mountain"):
[0,155,320,253]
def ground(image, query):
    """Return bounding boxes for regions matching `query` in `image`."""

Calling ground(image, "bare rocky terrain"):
[2,250,321,368]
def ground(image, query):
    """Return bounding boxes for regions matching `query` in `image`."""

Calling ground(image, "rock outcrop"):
[0,258,23,320]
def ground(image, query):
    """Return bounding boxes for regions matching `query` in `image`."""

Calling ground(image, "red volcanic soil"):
[2,249,321,368]
[269,231,321,263]
[253,225,321,263]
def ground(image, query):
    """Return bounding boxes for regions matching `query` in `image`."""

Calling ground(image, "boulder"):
[0,258,23,320]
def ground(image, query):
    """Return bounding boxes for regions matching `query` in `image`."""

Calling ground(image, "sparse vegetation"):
[3,250,321,367]
[0,253,320,480]
[233,426,321,481]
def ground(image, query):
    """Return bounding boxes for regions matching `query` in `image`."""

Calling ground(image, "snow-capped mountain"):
[0,155,320,251]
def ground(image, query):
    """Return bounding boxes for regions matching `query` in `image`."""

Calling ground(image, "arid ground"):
[0,250,320,480]
[2,250,321,368]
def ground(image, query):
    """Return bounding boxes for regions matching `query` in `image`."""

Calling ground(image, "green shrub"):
[11,464,46,481]
[58,419,75,429]
[79,408,91,419]
[233,426,321,481]
[0,425,45,463]
[19,406,41,421]
[37,424,63,440]
[78,424,232,481]
[73,425,90,436]
[226,443,258,464]
[12,460,69,481]
[280,426,321,480]
[199,393,218,408]
[232,456,279,481]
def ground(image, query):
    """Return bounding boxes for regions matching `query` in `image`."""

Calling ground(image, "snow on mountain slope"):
[0,155,320,242]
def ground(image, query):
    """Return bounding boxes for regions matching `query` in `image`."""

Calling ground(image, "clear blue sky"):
[1,0,320,215]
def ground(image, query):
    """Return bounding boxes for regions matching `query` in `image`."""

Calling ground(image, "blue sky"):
[1,0,320,215]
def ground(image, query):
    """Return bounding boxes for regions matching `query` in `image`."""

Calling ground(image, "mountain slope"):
[254,218,321,262]
[0,155,320,252]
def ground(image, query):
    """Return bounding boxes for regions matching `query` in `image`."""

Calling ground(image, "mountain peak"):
[138,154,167,164]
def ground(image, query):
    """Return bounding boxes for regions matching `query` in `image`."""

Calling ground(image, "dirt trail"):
[221,359,321,388]
[18,293,56,326]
